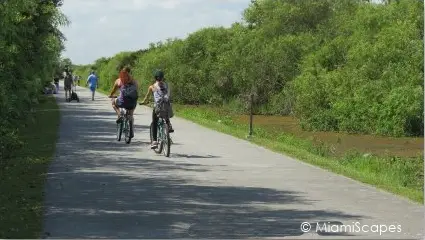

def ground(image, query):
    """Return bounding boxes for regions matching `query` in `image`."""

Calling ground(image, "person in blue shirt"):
[86,71,98,101]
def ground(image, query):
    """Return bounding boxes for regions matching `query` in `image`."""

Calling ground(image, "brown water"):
[235,115,424,158]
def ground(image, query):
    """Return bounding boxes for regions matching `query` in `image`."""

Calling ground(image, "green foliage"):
[0,96,60,238]
[0,0,66,163]
[294,0,424,136]
[74,0,423,137]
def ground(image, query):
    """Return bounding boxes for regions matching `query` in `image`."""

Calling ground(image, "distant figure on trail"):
[73,74,78,86]
[63,68,73,101]
[43,82,57,95]
[86,71,98,101]
[53,76,59,92]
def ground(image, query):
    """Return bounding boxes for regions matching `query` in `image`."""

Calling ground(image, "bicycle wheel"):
[154,121,164,154]
[124,118,131,144]
[116,121,123,141]
[163,123,171,157]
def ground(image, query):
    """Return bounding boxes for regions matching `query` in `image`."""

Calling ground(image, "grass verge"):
[0,95,60,238]
[79,84,424,203]
[174,105,424,204]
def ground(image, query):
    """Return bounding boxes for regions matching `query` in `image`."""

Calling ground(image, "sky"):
[59,0,251,65]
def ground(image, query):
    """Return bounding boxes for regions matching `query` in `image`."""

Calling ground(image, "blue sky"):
[59,0,251,64]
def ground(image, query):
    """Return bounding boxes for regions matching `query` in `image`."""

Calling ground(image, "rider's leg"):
[112,99,122,123]
[165,103,174,132]
[127,109,134,121]
[112,99,120,115]
[91,87,95,100]
[151,109,159,148]
[165,118,174,132]
[127,109,135,138]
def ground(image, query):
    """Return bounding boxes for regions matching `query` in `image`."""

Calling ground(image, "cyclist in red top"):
[108,67,139,136]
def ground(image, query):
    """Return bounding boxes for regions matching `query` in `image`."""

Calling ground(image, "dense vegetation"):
[0,0,67,163]
[74,0,424,137]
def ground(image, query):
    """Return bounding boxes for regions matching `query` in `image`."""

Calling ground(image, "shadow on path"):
[45,162,363,238]
[44,94,366,238]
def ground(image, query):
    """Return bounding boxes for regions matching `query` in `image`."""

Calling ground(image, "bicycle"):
[110,96,133,144]
[149,116,171,157]
[140,102,172,157]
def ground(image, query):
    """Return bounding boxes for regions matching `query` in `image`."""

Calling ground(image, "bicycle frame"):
[117,108,133,144]
[152,116,171,157]
[159,118,173,144]
[157,118,164,139]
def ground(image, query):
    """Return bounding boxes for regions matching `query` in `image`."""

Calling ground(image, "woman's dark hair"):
[153,69,164,81]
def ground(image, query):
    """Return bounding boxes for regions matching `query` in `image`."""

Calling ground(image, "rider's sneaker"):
[168,124,174,133]
[151,141,158,149]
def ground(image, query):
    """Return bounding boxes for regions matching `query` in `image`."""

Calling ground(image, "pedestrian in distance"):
[86,71,98,101]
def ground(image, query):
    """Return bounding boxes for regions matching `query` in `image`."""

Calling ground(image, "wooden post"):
[249,93,253,137]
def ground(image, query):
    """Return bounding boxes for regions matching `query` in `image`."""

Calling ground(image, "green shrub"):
[74,0,423,137]
[0,0,66,164]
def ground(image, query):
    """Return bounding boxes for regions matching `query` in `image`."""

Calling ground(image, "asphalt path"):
[42,82,423,239]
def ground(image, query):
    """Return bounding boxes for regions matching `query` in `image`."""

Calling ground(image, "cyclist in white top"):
[140,69,174,149]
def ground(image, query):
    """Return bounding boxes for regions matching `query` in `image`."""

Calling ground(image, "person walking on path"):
[63,69,73,101]
[86,71,98,101]
[53,76,60,93]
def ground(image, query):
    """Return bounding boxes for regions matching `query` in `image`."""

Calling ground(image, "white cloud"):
[158,0,181,9]
[132,0,150,10]
[98,16,107,24]
[59,0,250,64]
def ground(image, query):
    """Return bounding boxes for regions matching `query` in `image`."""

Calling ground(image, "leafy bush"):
[74,0,423,137]
[0,0,66,162]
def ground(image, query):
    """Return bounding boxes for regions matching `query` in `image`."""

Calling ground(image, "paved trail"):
[43,83,423,239]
